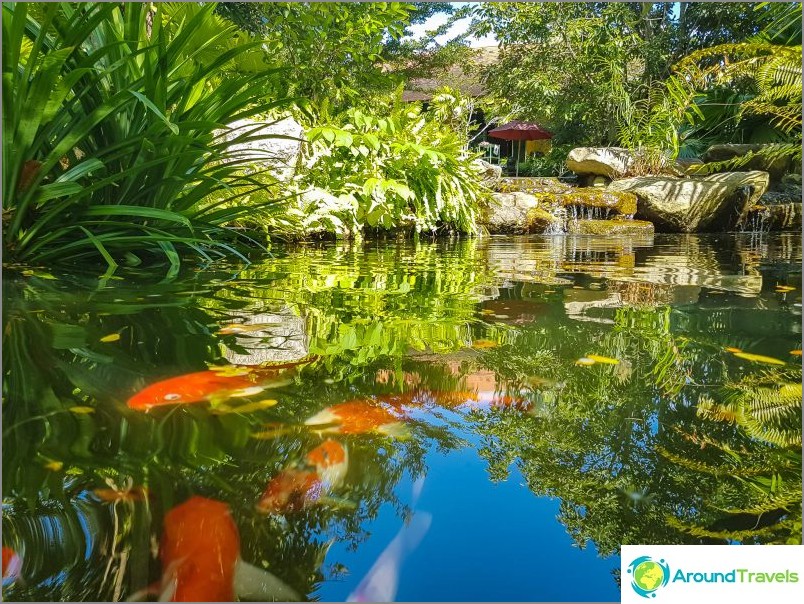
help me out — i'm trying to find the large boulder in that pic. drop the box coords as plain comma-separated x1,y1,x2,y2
566,147,634,178
702,144,791,183
484,192,541,233
218,116,305,181
607,171,770,232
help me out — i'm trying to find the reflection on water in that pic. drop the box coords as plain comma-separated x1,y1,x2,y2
2,233,802,602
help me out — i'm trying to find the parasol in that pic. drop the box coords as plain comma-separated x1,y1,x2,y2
488,121,553,177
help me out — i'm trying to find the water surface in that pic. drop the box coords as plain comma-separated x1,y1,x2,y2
3,233,801,602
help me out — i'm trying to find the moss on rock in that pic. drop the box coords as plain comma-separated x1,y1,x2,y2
548,187,637,214
566,218,654,236
525,207,563,233
497,177,574,195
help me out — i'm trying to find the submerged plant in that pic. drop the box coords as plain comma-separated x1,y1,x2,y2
2,2,293,270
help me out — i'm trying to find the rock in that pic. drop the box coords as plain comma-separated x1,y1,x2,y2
544,188,637,216
222,311,308,366
218,116,305,181
473,159,503,185
496,177,573,195
525,207,564,233
566,218,654,236
741,203,801,231
607,171,770,232
674,158,705,175
485,192,541,233
702,144,790,183
566,147,634,178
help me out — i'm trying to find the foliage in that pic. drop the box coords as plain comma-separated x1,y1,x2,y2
470,2,778,146
2,2,293,270
216,2,415,111
673,40,802,171
512,145,574,177
300,90,485,236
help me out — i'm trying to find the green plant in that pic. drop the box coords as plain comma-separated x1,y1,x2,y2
301,89,485,236
513,145,574,177
2,2,293,270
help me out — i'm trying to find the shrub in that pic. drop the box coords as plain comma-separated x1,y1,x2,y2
2,2,292,270
299,91,485,236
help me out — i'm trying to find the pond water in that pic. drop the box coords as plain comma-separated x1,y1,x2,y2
3,233,802,602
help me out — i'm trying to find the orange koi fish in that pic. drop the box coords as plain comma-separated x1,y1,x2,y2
2,546,22,584
305,439,349,486
255,469,323,514
127,367,293,411
256,440,349,514
152,496,300,602
305,400,408,437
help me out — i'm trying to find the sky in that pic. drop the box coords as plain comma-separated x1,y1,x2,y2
405,2,498,49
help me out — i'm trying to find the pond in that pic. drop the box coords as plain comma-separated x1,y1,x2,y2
2,232,802,602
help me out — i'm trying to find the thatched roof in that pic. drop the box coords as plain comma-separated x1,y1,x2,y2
401,46,498,102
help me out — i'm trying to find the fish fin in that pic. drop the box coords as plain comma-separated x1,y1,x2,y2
304,408,337,426
378,422,410,440
234,558,302,602
230,385,267,398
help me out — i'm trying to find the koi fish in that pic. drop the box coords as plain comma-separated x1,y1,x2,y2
2,546,22,585
127,367,293,411
731,351,786,366
305,401,409,437
347,478,431,602
255,469,322,515
256,440,349,514
149,496,300,602
305,439,349,487
217,323,281,335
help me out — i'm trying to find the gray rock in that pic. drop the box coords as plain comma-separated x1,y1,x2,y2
607,171,769,232
473,159,503,185
566,147,634,178
222,311,309,366
484,191,541,233
218,116,305,182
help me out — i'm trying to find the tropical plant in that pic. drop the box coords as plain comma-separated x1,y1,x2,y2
299,90,485,236
2,2,293,270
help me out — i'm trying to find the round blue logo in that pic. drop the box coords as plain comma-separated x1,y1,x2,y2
627,556,670,598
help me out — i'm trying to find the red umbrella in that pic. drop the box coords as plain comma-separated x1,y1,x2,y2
488,120,553,141
488,121,553,176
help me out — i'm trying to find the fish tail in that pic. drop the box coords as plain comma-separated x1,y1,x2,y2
378,422,410,440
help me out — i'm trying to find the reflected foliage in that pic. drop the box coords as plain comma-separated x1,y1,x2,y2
3,234,802,601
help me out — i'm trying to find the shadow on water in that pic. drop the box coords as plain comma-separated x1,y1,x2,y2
2,233,801,601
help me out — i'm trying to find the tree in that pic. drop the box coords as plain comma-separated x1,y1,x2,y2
216,2,416,110
471,2,776,145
